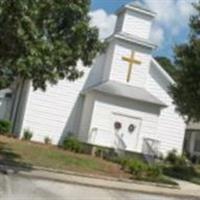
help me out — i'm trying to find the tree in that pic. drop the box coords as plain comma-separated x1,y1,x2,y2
171,1,200,122
155,56,177,79
0,0,102,90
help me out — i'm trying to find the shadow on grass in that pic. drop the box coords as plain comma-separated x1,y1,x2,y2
0,141,32,174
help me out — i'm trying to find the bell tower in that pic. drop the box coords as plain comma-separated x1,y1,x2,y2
114,3,156,40
103,3,157,87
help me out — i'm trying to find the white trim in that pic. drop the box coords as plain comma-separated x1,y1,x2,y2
151,58,175,84
116,4,156,18
106,33,157,50
112,111,142,121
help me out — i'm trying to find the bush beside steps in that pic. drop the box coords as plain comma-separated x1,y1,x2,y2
163,149,200,184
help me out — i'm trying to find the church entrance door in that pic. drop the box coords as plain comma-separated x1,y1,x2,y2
113,113,141,151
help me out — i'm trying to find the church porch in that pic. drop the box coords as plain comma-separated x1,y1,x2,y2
79,85,164,155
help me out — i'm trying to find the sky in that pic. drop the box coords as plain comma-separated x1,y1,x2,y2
90,0,198,59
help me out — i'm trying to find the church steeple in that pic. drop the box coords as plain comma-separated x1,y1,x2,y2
114,2,155,40
100,2,157,87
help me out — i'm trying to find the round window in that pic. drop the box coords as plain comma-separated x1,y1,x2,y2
128,124,135,133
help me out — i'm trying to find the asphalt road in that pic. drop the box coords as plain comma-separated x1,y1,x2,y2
0,174,194,200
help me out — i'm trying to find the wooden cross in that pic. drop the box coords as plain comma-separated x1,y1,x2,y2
122,51,141,82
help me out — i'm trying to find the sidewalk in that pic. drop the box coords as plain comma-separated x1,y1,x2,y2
12,168,200,199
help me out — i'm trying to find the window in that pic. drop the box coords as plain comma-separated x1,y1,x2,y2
5,93,12,98
194,132,200,153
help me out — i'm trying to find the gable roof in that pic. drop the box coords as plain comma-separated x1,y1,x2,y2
82,81,166,107
151,58,175,84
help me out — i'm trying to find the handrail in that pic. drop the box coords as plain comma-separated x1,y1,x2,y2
115,132,126,150
143,138,160,157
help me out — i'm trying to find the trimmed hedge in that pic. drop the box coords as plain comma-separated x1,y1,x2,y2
62,137,83,153
0,120,11,135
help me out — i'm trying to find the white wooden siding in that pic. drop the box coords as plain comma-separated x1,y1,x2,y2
146,61,186,155
109,41,152,88
122,10,152,39
83,91,160,153
21,64,92,144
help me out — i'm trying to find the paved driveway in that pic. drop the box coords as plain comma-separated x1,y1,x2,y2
0,174,197,200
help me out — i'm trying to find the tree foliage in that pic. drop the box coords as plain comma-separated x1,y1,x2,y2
155,56,177,79
0,0,102,90
171,1,200,122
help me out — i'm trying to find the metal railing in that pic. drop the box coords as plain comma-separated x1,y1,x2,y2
142,138,161,164
88,127,127,155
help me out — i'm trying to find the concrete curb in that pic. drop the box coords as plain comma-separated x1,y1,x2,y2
1,164,200,199
0,163,179,189
17,171,200,200
32,165,180,189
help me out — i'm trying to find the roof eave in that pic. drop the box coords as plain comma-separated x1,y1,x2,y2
82,87,167,108
116,4,156,18
95,88,167,107
152,59,175,84
106,34,157,50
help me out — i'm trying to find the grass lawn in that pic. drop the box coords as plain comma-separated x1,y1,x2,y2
0,136,127,178
0,136,177,185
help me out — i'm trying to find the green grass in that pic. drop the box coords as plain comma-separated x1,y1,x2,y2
0,136,124,177
0,136,177,186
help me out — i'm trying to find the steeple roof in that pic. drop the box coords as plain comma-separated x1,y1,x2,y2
116,1,156,18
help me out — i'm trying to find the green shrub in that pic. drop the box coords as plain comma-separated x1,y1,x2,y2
146,165,162,178
165,149,189,166
95,147,109,158
44,136,52,145
163,164,196,180
128,160,148,178
62,137,82,153
117,158,162,179
164,151,196,181
165,149,178,164
0,120,11,135
102,148,118,161
176,155,189,166
23,129,33,141
120,158,131,170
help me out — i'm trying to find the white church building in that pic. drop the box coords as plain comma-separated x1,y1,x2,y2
0,3,186,156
